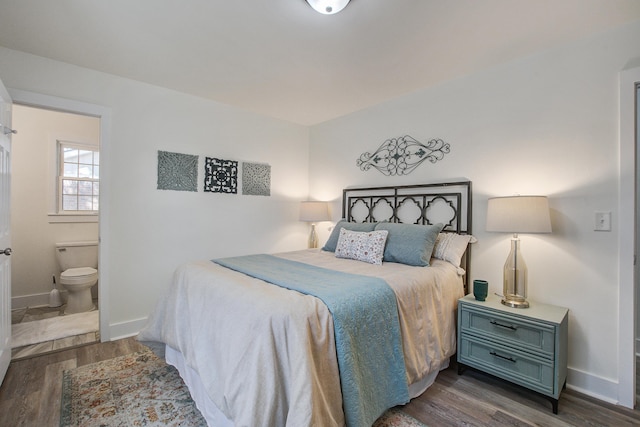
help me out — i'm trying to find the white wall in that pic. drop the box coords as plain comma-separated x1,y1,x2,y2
308,21,640,404
10,105,100,307
0,46,311,337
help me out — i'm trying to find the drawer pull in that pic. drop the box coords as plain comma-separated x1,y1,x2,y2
490,351,516,363
490,320,517,331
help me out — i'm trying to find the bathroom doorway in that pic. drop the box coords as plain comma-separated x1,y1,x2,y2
9,104,101,359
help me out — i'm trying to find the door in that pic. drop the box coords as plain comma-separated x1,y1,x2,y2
620,66,640,408
0,77,12,385
635,81,640,406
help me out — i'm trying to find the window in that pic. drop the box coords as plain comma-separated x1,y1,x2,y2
58,141,99,213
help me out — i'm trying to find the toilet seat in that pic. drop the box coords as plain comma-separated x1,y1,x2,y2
60,267,98,285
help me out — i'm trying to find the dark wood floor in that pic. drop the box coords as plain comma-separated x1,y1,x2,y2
406,366,640,426
0,337,639,426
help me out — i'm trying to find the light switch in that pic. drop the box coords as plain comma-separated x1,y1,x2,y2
594,211,611,231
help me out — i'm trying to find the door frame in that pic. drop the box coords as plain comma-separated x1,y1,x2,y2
0,78,13,384
9,89,113,341
619,65,639,408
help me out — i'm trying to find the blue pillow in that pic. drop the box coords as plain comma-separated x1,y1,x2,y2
322,220,378,252
374,222,444,266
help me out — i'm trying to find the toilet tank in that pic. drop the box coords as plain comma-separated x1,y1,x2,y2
55,241,99,271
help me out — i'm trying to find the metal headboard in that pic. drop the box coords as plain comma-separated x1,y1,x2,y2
342,181,472,291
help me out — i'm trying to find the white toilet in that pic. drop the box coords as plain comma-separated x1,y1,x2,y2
55,241,98,314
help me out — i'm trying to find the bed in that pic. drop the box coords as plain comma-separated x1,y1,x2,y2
138,181,473,427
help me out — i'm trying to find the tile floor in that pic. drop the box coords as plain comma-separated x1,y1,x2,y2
10,302,100,360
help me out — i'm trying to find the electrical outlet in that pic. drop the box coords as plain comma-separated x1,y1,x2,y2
594,211,611,231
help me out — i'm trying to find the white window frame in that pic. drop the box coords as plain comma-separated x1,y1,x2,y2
56,140,99,216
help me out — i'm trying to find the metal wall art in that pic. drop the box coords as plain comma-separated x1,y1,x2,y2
242,162,271,196
204,157,238,194
157,150,199,192
158,150,272,196
357,135,450,176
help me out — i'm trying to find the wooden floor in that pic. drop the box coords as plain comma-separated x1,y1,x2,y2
0,337,146,427
405,366,640,427
0,337,639,426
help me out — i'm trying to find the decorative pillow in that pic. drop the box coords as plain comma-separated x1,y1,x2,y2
374,222,443,266
322,220,378,252
334,229,388,265
432,233,477,272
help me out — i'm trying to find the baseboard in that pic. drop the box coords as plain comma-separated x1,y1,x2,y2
566,366,619,405
12,291,68,310
13,286,98,310
108,317,148,341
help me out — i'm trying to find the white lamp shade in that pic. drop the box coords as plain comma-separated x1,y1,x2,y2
306,0,350,15
486,196,552,234
300,201,330,222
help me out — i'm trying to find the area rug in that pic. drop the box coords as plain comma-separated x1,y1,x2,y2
60,349,427,427
11,310,99,348
373,408,428,427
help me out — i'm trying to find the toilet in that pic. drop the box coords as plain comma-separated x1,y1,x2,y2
55,241,98,314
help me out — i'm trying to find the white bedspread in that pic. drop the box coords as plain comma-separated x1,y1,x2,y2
137,249,464,427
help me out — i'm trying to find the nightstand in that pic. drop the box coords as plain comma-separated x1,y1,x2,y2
457,293,568,414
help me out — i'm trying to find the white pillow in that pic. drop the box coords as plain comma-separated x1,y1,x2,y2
335,228,388,265
432,233,477,273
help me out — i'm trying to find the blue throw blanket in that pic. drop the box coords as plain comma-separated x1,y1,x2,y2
213,254,410,427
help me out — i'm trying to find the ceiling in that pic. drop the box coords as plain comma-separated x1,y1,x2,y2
1,0,639,126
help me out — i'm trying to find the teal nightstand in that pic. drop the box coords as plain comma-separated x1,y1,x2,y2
457,293,568,414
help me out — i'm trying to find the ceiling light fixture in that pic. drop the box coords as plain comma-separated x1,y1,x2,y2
305,0,350,15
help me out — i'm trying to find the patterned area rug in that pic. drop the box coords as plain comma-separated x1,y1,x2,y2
60,349,427,426
373,408,428,427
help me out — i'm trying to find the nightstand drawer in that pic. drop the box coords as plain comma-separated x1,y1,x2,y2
460,305,555,357
459,334,555,396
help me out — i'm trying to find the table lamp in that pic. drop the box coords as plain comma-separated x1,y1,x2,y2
300,201,330,248
486,195,552,308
